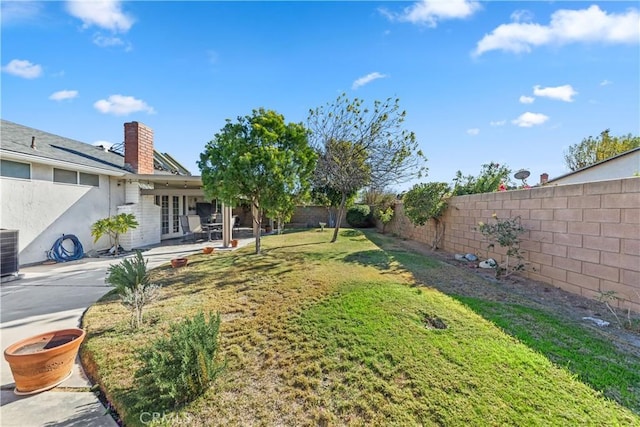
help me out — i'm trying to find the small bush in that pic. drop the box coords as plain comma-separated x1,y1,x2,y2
105,251,159,329
346,204,374,228
135,312,224,409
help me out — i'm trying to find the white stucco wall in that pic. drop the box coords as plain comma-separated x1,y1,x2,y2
0,166,124,265
117,195,161,250
550,151,640,185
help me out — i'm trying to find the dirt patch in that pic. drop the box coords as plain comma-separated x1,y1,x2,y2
390,237,640,357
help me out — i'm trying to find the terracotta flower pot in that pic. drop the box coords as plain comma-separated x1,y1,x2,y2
230,239,239,248
203,247,215,254
4,328,85,395
171,258,188,268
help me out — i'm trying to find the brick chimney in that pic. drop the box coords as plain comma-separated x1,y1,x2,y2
124,121,154,174
540,173,549,185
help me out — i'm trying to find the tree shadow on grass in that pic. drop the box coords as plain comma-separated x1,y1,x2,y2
343,249,393,270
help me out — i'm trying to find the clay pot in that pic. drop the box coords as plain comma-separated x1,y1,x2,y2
171,258,188,268
4,328,85,395
203,247,215,254
230,239,239,248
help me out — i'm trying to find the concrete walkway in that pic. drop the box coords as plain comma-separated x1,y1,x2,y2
0,237,252,426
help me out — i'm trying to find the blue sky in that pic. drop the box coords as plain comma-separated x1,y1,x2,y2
2,1,639,190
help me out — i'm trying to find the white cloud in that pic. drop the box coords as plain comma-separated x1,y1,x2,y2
352,72,388,90
93,34,123,47
380,0,481,27
49,90,79,101
512,112,549,127
2,59,42,79
533,84,577,102
490,120,506,126
467,128,480,136
94,95,155,116
519,95,535,104
510,10,534,23
66,0,134,32
1,1,42,25
92,140,114,150
474,5,640,56
600,79,612,86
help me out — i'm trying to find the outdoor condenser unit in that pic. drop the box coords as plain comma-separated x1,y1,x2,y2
0,229,19,277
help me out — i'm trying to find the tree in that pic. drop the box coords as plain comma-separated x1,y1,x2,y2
198,109,316,254
308,94,426,242
91,213,138,256
564,129,640,171
452,162,511,195
403,182,450,249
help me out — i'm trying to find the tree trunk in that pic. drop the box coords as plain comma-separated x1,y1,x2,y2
331,193,347,243
253,202,262,254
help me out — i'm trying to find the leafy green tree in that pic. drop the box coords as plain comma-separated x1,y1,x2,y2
452,162,511,195
199,109,316,254
403,182,450,249
564,129,640,171
308,94,426,243
91,213,138,256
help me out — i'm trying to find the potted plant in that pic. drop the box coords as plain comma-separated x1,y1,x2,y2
4,328,85,395
230,239,239,248
203,247,215,254
171,258,189,268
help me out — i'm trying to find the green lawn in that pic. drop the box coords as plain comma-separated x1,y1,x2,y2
81,229,639,426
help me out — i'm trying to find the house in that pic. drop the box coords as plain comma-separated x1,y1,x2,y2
544,147,640,186
0,119,232,266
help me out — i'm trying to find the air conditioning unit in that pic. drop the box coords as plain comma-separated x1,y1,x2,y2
1,229,19,278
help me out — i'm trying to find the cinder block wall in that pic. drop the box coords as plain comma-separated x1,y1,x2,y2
290,206,346,228
386,178,640,312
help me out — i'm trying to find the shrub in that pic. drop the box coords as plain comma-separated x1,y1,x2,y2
346,204,374,228
135,312,224,409
105,251,159,329
403,182,451,249
477,214,527,277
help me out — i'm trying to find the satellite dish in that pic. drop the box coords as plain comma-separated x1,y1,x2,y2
514,169,530,180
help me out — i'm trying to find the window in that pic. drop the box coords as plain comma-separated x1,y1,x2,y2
53,169,99,186
79,172,99,187
53,168,77,184
1,159,30,179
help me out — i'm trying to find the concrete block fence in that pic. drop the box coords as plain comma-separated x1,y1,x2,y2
384,178,640,313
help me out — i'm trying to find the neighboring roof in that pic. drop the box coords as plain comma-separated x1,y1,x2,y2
548,147,640,184
0,119,192,176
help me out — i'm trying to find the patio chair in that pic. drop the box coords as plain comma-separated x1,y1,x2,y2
179,215,195,242
180,215,206,242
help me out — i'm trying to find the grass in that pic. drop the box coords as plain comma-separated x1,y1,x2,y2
81,229,640,426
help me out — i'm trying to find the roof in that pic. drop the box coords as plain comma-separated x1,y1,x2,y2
1,119,126,175
548,147,640,184
0,120,192,176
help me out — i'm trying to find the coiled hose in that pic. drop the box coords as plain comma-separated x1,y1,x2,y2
48,234,84,262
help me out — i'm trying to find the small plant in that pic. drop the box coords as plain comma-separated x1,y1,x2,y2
477,213,527,277
105,251,159,329
91,213,139,256
597,290,639,331
134,311,225,409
